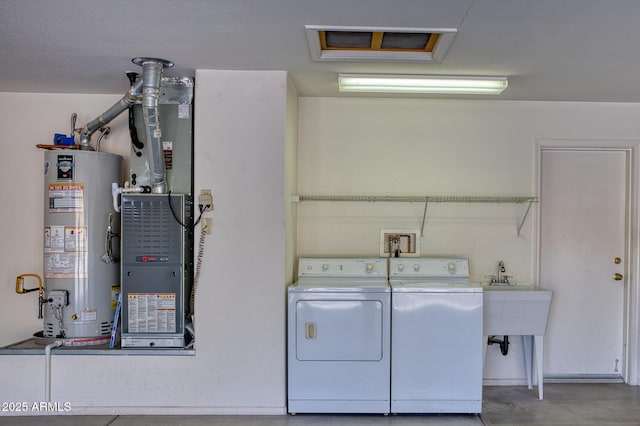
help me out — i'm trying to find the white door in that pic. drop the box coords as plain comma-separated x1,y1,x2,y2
540,148,627,378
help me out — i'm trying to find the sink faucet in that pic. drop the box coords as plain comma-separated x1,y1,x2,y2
490,261,510,285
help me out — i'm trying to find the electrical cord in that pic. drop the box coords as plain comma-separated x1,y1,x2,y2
166,191,211,338
167,191,207,230
189,227,207,317
126,71,144,151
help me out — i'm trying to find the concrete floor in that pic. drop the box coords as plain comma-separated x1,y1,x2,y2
0,384,639,425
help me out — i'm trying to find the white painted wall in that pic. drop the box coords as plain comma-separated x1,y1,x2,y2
191,69,293,412
285,75,299,285
0,70,295,414
296,97,640,384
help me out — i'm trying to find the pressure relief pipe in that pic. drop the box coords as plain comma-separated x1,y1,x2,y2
111,182,148,212
132,57,174,194
45,340,63,402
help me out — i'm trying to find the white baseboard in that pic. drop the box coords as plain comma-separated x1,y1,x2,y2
1,405,287,416
483,378,529,386
543,374,624,384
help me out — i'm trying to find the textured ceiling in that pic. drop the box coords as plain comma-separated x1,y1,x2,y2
3,0,640,101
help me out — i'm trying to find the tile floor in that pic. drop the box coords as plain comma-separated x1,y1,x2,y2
0,384,639,425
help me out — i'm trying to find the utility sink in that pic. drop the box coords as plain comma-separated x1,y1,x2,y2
483,285,552,336
482,284,553,400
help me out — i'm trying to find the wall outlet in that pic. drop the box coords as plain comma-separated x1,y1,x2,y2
201,218,212,235
199,189,213,212
379,229,420,257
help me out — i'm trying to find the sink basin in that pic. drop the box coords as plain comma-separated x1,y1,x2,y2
482,285,553,400
484,284,539,290
483,285,552,335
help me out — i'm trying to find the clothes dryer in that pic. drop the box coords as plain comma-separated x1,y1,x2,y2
287,258,390,414
390,257,483,414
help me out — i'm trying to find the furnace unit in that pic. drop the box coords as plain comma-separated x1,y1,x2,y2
120,193,192,348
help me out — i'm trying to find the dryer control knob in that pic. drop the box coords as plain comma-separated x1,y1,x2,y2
397,264,405,271
307,265,313,270
322,264,329,271
447,262,456,273
365,262,374,272
413,264,420,272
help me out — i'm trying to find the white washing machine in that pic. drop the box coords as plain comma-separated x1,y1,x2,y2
390,257,483,414
287,258,390,414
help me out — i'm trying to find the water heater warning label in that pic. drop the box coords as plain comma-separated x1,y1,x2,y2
48,183,84,213
127,293,176,333
44,225,88,278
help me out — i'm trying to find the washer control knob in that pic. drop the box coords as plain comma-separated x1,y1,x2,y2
307,265,312,270
322,264,329,271
447,262,456,273
365,262,374,273
413,264,420,272
397,264,405,271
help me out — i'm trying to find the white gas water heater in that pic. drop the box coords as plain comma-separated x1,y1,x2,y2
42,150,122,345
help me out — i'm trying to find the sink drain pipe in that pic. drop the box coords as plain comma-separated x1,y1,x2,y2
488,335,510,356
44,340,63,402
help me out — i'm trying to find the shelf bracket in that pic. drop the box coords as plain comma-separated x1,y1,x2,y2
420,201,429,237
517,199,535,237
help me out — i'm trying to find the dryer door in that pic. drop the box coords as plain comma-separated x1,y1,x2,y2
295,299,383,361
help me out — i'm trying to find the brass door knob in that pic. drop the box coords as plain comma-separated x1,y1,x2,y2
614,257,622,264
614,273,623,281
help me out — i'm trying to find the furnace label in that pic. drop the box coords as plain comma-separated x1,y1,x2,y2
127,293,176,333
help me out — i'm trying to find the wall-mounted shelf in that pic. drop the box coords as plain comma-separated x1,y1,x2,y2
293,194,538,237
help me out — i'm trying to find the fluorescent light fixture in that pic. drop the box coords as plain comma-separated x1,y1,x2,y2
338,74,508,94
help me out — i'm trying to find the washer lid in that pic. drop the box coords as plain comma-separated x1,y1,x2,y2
391,281,482,293
289,280,390,293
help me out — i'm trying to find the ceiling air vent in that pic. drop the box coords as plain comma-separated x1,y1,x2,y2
305,25,457,62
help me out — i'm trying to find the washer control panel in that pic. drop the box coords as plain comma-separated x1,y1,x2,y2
390,258,469,280
298,258,387,278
